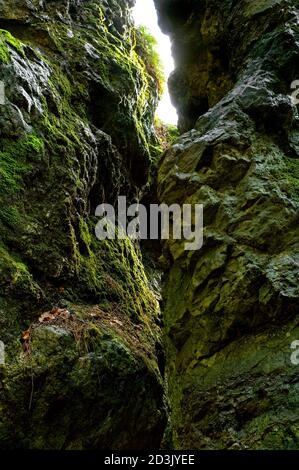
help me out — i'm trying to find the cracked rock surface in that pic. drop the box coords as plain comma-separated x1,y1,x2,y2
155,0,299,449
0,0,167,449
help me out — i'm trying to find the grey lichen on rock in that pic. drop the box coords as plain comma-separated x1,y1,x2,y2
0,0,167,449
155,0,299,449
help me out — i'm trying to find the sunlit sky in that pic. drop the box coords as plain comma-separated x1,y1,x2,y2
133,0,178,125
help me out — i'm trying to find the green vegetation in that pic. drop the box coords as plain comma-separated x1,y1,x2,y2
284,158,299,195
0,30,24,63
135,25,165,97
155,117,179,151
0,3,164,327
0,1,167,449
0,135,44,194
0,135,44,233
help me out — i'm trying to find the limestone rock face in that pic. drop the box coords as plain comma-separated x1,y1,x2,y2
155,0,299,449
0,0,167,449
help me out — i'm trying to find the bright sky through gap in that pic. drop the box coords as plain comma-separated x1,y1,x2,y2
133,0,178,125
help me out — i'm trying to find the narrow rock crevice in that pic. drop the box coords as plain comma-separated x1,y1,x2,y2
0,0,299,451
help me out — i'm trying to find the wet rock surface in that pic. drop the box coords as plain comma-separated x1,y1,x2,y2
155,0,299,449
0,0,167,449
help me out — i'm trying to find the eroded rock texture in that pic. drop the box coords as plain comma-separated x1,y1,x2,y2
155,0,299,449
0,1,167,449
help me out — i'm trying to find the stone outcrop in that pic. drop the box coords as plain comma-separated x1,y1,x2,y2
1,0,299,451
155,0,299,449
0,0,167,449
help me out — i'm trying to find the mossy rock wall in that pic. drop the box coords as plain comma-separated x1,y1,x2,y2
0,0,167,449
155,0,299,449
